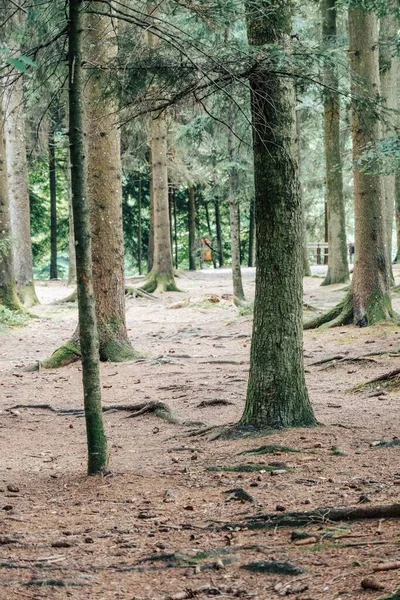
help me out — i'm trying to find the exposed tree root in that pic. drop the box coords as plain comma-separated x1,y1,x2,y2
139,272,182,294
304,291,397,329
238,444,301,455
125,286,158,301
354,367,400,391
56,289,77,303
5,401,203,427
304,294,354,329
310,356,377,367
223,502,400,530
196,399,234,408
379,591,400,600
42,341,81,368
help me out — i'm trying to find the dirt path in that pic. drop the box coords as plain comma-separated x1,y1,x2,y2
1,268,400,600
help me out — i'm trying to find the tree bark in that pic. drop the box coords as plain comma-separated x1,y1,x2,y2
141,114,179,292
3,71,39,307
379,1,398,273
188,186,197,270
0,104,22,311
296,109,312,277
147,151,154,272
173,187,178,269
305,8,394,329
248,196,255,267
349,8,392,324
48,121,58,280
320,0,349,286
141,6,178,293
84,6,137,360
68,0,108,475
67,154,76,285
240,0,316,429
137,177,142,275
214,199,224,268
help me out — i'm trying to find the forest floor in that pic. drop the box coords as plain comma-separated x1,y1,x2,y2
1,267,400,600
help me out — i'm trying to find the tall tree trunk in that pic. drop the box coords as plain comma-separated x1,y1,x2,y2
68,0,108,475
379,0,398,273
296,109,312,277
214,199,224,267
137,177,142,275
141,7,178,293
395,170,400,263
67,155,76,285
173,188,178,269
227,124,245,300
320,0,349,286
84,7,137,361
306,8,394,328
147,153,154,272
349,8,392,324
248,196,255,267
204,201,217,268
45,4,138,367
141,114,179,292
49,121,58,280
3,72,39,307
240,0,316,429
0,105,22,311
188,186,196,270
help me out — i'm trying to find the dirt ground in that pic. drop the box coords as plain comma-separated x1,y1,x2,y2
1,267,400,600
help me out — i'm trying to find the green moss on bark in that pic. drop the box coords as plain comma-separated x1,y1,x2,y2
42,341,81,368
140,272,181,293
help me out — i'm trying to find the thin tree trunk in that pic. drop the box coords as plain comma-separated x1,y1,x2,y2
395,170,400,263
0,104,22,311
141,5,178,293
68,0,108,475
240,0,316,429
3,70,38,307
137,177,142,275
49,121,58,280
67,154,76,285
296,109,312,277
204,201,217,269
168,185,173,256
321,0,349,286
147,152,154,272
248,196,255,267
173,188,178,269
379,0,397,273
214,199,224,268
188,186,196,270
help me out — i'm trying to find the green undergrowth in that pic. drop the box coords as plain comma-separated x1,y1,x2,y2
238,444,301,455
207,463,290,473
0,305,31,328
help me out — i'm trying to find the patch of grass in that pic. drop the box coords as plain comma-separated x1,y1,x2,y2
238,444,301,456
0,306,30,328
207,463,285,473
238,302,253,316
330,446,347,456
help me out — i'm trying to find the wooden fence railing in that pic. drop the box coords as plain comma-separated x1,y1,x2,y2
307,243,355,265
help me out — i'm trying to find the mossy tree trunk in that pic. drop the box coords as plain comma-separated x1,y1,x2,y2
188,187,197,270
68,0,108,474
147,149,154,272
379,0,397,272
3,64,39,307
137,177,142,275
239,0,316,430
84,6,138,360
0,104,23,312
305,8,394,329
320,0,348,286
